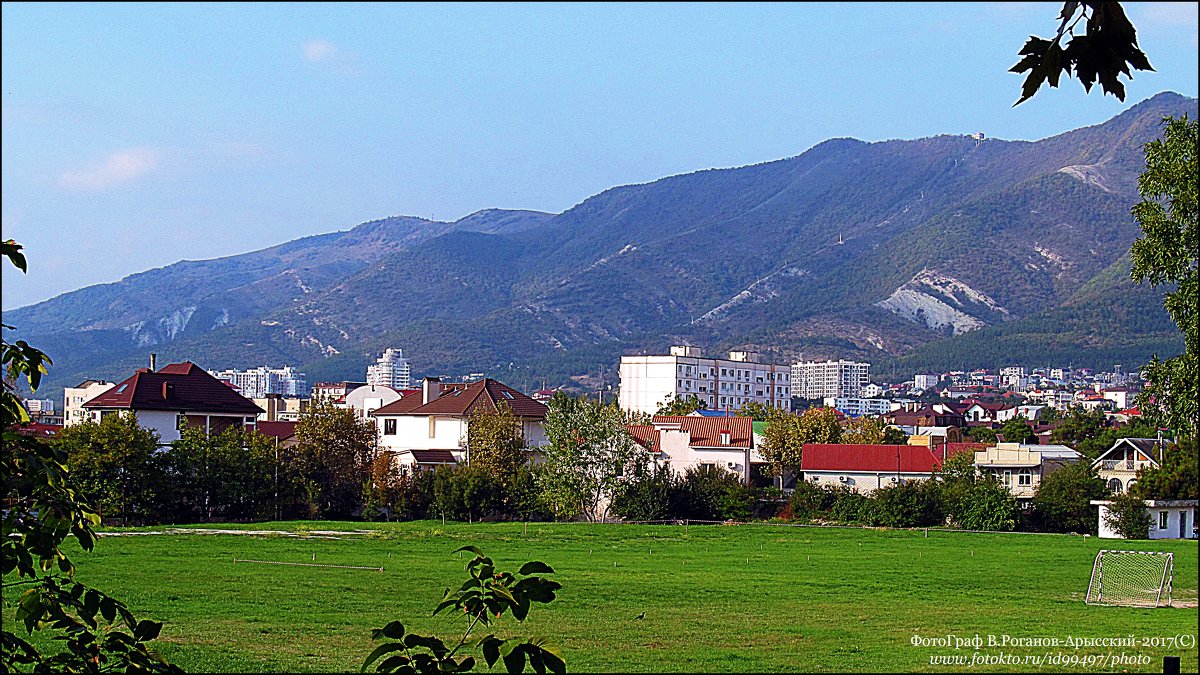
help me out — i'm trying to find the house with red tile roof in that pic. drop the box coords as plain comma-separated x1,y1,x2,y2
369,377,548,470
81,361,263,443
626,415,765,484
800,442,981,493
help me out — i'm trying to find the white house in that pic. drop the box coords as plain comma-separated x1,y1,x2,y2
80,361,263,443
339,383,409,419
627,415,763,484
1092,438,1164,494
799,443,979,494
369,378,548,471
1092,500,1197,539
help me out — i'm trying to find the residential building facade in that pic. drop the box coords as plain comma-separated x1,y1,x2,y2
627,415,764,484
209,365,308,398
366,348,412,389
973,442,1082,501
619,346,791,416
1092,437,1164,494
791,360,870,399
63,380,116,427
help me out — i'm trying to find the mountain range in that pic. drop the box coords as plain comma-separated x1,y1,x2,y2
8,91,1194,401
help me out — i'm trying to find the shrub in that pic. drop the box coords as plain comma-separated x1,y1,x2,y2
431,465,504,522
827,485,869,523
610,462,680,521
954,478,1020,531
677,466,754,521
863,480,943,528
1103,492,1152,539
1032,461,1109,534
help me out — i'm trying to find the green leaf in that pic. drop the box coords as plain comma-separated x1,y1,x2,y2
453,545,484,557
378,621,406,640
517,561,554,576
134,620,163,641
362,643,406,671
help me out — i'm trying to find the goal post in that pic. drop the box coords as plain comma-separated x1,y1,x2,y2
1086,550,1173,608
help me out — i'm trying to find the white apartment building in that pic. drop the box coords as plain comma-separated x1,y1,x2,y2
63,380,116,426
913,373,939,391
823,396,892,417
208,365,308,398
619,346,791,416
790,360,870,400
366,348,412,389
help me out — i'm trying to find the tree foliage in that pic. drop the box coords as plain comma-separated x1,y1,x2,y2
363,547,563,674
537,393,645,522
57,412,163,524
1031,461,1109,533
1130,115,1198,437
999,415,1036,444
734,400,772,421
292,395,379,519
2,239,179,673
1102,491,1151,539
1131,436,1199,500
467,403,527,479
654,394,707,417
164,425,280,522
1011,1,1152,105
840,416,886,445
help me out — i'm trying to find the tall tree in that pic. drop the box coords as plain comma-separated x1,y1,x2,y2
841,416,886,444
467,403,527,479
164,425,279,522
291,395,378,518
1031,461,1110,534
1130,116,1198,438
758,407,842,480
999,415,1037,444
1011,1,1152,105
56,412,163,524
537,393,645,522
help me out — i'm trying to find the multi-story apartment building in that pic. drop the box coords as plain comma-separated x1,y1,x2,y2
913,373,939,391
63,380,116,427
790,360,870,400
823,396,892,417
619,346,791,416
208,365,308,398
366,348,412,389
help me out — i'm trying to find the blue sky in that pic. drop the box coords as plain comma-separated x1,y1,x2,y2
2,2,1197,309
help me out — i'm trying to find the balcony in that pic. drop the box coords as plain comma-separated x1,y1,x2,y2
1100,459,1136,471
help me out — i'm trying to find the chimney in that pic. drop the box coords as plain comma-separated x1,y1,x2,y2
422,377,442,404
150,353,157,371
719,430,731,446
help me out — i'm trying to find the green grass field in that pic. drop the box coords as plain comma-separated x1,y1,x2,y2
5,521,1197,673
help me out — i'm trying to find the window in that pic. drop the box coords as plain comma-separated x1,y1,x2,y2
1159,511,1169,530
1018,469,1032,486
428,417,436,438
384,419,397,435
1002,470,1012,486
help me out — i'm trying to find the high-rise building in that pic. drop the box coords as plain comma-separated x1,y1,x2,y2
790,360,870,399
618,346,791,415
366,348,412,389
208,365,308,399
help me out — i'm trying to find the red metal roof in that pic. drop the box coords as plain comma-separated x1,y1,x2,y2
651,415,752,448
627,424,659,452
82,361,263,415
801,443,976,473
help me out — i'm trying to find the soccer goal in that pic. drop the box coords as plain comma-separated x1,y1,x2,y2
1085,550,1173,608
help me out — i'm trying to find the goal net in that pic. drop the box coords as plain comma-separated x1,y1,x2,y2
1085,550,1173,608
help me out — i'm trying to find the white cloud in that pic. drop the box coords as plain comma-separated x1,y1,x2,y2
59,147,161,192
302,39,338,63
